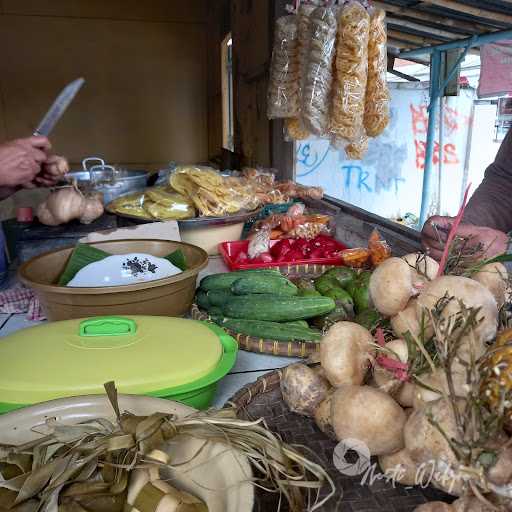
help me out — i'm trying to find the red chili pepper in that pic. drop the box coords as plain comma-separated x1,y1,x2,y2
308,247,325,259
287,249,305,261
270,239,292,259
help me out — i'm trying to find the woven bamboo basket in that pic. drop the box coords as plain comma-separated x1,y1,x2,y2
227,369,453,512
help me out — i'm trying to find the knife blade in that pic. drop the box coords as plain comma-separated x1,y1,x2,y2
33,78,85,137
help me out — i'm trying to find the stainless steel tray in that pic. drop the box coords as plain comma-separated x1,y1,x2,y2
105,202,262,227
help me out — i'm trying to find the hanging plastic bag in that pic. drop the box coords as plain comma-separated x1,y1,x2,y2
364,8,390,137
267,15,300,119
302,6,338,136
330,2,370,141
285,117,310,141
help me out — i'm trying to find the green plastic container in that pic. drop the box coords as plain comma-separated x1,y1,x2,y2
0,316,237,413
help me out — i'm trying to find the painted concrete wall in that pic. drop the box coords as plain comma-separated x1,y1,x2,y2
296,83,475,220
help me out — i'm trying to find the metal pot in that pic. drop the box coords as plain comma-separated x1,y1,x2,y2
68,157,149,205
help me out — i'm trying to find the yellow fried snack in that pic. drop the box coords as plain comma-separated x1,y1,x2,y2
345,133,369,160
169,166,261,217
364,9,390,137
144,188,196,219
331,2,370,141
110,192,149,218
286,118,310,140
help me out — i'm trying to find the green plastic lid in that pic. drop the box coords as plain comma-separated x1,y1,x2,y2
0,316,225,406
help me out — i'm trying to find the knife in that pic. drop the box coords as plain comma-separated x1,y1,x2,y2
33,78,85,137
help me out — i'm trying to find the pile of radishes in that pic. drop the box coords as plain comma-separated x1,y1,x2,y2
280,251,511,508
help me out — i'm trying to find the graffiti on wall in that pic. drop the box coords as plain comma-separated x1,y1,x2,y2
410,104,471,171
296,105,408,195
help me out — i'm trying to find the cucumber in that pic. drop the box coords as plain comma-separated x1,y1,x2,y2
299,289,322,297
212,317,321,341
195,290,211,310
222,295,335,322
200,270,281,291
206,289,235,307
207,306,224,316
285,320,310,328
231,275,298,296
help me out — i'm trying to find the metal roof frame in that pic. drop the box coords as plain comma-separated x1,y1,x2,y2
384,0,512,228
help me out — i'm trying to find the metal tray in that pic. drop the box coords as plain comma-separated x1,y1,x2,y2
105,201,262,227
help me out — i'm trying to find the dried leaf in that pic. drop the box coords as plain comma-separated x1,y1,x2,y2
14,458,63,504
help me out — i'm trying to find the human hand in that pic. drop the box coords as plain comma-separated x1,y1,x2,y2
422,215,508,261
33,155,69,187
0,136,51,187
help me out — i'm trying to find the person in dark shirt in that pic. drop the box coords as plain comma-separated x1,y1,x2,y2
0,136,68,199
421,127,512,260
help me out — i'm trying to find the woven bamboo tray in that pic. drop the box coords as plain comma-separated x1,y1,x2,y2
227,370,453,512
192,263,342,358
191,304,319,358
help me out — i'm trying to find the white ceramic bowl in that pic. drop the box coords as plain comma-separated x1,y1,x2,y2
67,253,182,287
0,395,254,512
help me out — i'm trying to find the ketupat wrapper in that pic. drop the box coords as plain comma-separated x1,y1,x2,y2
0,382,335,512
330,2,370,141
364,9,390,137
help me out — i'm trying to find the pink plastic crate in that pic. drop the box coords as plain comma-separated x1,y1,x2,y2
219,239,348,271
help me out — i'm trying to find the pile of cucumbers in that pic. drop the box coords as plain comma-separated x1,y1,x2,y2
195,267,383,342
196,270,334,342
298,267,381,330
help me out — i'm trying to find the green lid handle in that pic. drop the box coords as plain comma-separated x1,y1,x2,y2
79,317,137,337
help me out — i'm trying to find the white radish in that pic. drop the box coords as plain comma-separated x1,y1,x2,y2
412,503,454,512
472,262,508,308
402,253,439,286
416,275,498,344
369,257,416,317
320,322,375,387
314,389,336,438
331,385,406,456
378,448,421,486
280,363,330,417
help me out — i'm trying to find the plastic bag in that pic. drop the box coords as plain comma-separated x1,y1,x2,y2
364,8,390,137
330,2,370,141
110,187,196,220
248,227,271,259
285,117,310,141
267,15,300,119
302,6,338,136
144,188,196,219
368,228,391,266
345,132,369,160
